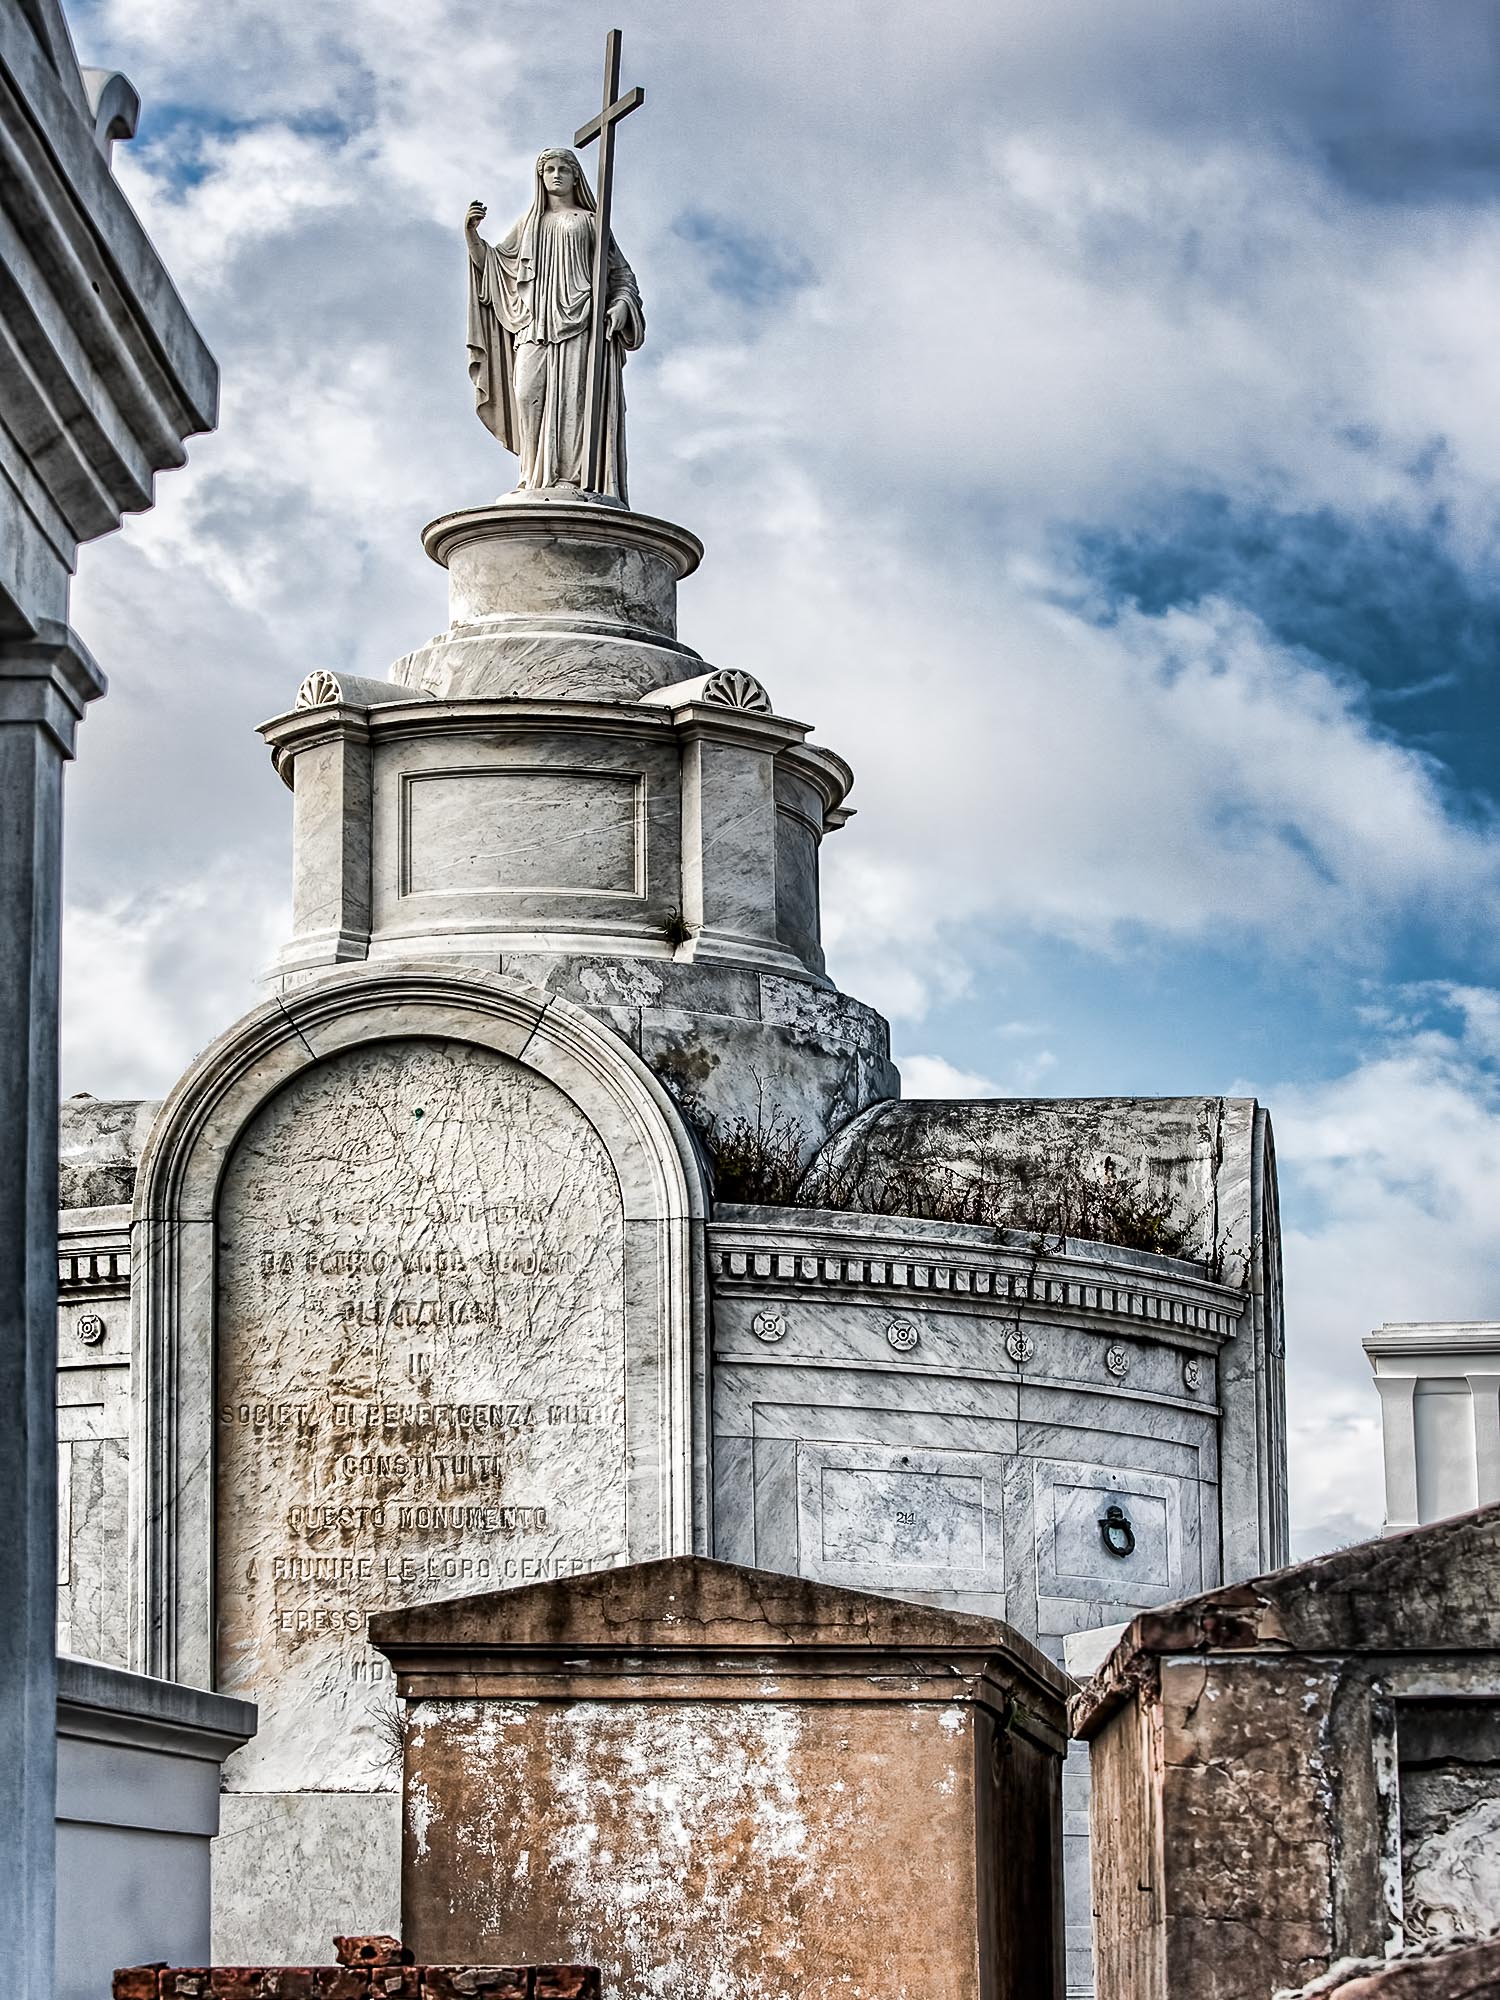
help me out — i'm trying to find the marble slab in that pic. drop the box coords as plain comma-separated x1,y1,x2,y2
214,1036,627,1797
792,1437,1006,1597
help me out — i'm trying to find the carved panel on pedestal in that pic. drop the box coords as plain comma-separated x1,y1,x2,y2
1033,1460,1188,1606
400,769,645,897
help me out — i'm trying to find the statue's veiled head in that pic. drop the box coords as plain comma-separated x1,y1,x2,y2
535,148,592,211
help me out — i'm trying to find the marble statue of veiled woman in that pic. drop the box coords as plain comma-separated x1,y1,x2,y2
465,148,645,503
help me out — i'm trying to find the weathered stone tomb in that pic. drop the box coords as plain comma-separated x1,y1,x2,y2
1071,1502,1500,2000
370,1555,1070,2000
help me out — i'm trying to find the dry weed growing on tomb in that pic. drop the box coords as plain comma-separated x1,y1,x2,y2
701,1103,1219,1269
369,1694,406,1777
699,1102,809,1205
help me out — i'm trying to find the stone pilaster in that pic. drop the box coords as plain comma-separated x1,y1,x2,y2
284,715,374,969
0,623,103,1998
3,0,215,1972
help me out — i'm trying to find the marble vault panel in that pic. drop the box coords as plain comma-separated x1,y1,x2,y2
792,1438,1005,1597
1037,1461,1180,1597
214,1036,627,1799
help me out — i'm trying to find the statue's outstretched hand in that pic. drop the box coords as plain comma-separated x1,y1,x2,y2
464,202,488,270
605,299,630,339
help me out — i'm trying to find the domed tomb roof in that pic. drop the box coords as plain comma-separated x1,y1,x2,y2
798,1094,1276,1288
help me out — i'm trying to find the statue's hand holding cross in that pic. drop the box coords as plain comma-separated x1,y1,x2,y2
573,29,644,492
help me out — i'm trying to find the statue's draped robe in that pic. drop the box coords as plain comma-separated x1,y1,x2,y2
467,202,644,502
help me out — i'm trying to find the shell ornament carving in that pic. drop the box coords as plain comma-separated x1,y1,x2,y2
701,668,771,714
295,669,344,710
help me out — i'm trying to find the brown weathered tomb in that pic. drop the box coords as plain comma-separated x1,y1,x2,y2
1070,1503,1500,2000
369,1555,1070,2000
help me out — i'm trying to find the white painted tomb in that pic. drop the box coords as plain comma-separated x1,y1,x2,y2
53,110,1290,1990
1365,1322,1500,1531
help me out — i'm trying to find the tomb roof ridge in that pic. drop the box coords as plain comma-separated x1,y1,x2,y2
1072,1500,1500,1737
368,1552,1067,1691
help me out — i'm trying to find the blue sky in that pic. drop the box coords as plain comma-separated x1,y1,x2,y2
60,0,1500,1556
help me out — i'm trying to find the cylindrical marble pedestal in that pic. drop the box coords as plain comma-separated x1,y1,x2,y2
392,498,705,702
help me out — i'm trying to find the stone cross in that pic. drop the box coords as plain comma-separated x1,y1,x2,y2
573,29,643,496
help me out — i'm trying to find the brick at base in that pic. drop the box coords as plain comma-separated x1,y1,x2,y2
334,1942,412,1970
117,1968,600,2000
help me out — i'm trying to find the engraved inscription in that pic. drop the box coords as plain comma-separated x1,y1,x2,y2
793,1439,1006,1594
215,1038,627,1794
819,1467,985,1569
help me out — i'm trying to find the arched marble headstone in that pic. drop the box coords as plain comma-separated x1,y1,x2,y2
214,1037,627,1795
130,970,706,1961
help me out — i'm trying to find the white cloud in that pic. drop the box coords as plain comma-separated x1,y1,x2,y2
788,556,1500,1021
1269,986,1500,1554
82,47,1500,1024
895,1054,1000,1099
135,127,352,286
88,0,1500,552
61,876,287,1100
